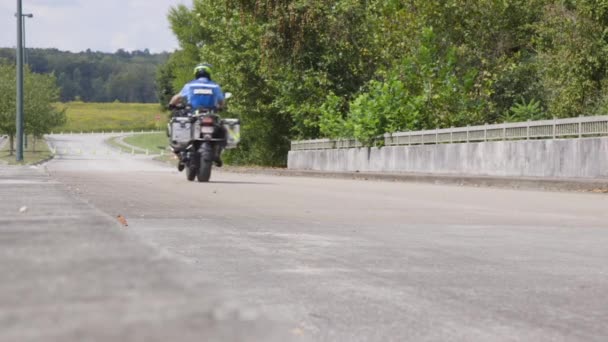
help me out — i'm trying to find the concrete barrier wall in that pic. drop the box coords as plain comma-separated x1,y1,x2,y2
287,137,608,179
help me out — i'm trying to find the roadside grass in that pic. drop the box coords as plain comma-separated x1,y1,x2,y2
104,133,169,155
0,136,52,165
105,136,134,154
123,132,168,154
54,101,167,133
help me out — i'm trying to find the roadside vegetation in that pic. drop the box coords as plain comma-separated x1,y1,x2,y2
0,64,66,156
0,48,168,103
0,135,52,165
158,0,608,165
105,132,168,155
54,102,164,133
104,136,134,153
4,1,607,167
123,132,168,152
118,132,176,165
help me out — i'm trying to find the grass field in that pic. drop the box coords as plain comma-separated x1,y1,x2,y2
104,136,134,153
0,136,52,165
54,102,166,133
123,132,168,153
105,133,168,154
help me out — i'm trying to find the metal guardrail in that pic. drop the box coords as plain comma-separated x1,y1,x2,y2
291,116,608,151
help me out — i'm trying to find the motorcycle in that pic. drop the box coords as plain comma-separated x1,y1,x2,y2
167,93,240,182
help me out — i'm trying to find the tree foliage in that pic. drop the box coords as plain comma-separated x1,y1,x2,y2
0,63,66,154
0,48,168,103
160,0,608,164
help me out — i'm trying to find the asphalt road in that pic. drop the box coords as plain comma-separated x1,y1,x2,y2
14,134,608,341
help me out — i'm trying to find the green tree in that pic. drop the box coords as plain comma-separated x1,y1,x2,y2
156,61,175,107
0,64,16,152
535,1,608,118
327,28,483,144
159,0,608,163
23,71,66,151
0,64,66,154
0,48,169,103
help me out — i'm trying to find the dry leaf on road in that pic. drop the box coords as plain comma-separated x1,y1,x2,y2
116,214,128,227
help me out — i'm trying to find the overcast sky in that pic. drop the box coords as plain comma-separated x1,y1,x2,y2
0,0,189,53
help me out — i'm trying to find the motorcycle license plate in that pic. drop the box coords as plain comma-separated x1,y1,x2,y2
201,126,214,134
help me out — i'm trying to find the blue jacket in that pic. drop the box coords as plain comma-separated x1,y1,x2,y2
179,77,224,109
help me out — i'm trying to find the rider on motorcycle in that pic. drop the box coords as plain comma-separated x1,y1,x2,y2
169,63,226,169
169,63,225,111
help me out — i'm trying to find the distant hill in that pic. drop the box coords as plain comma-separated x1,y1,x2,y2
0,48,170,103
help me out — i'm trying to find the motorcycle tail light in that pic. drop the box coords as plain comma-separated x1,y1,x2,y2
202,117,214,125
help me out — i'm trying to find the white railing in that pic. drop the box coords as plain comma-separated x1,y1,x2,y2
291,115,608,151
48,130,163,135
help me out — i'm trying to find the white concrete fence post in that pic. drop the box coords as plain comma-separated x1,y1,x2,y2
484,123,488,142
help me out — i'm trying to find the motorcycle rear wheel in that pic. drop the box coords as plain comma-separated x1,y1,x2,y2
197,143,214,182
197,157,212,182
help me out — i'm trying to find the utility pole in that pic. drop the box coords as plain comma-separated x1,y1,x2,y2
21,13,32,149
16,0,24,162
